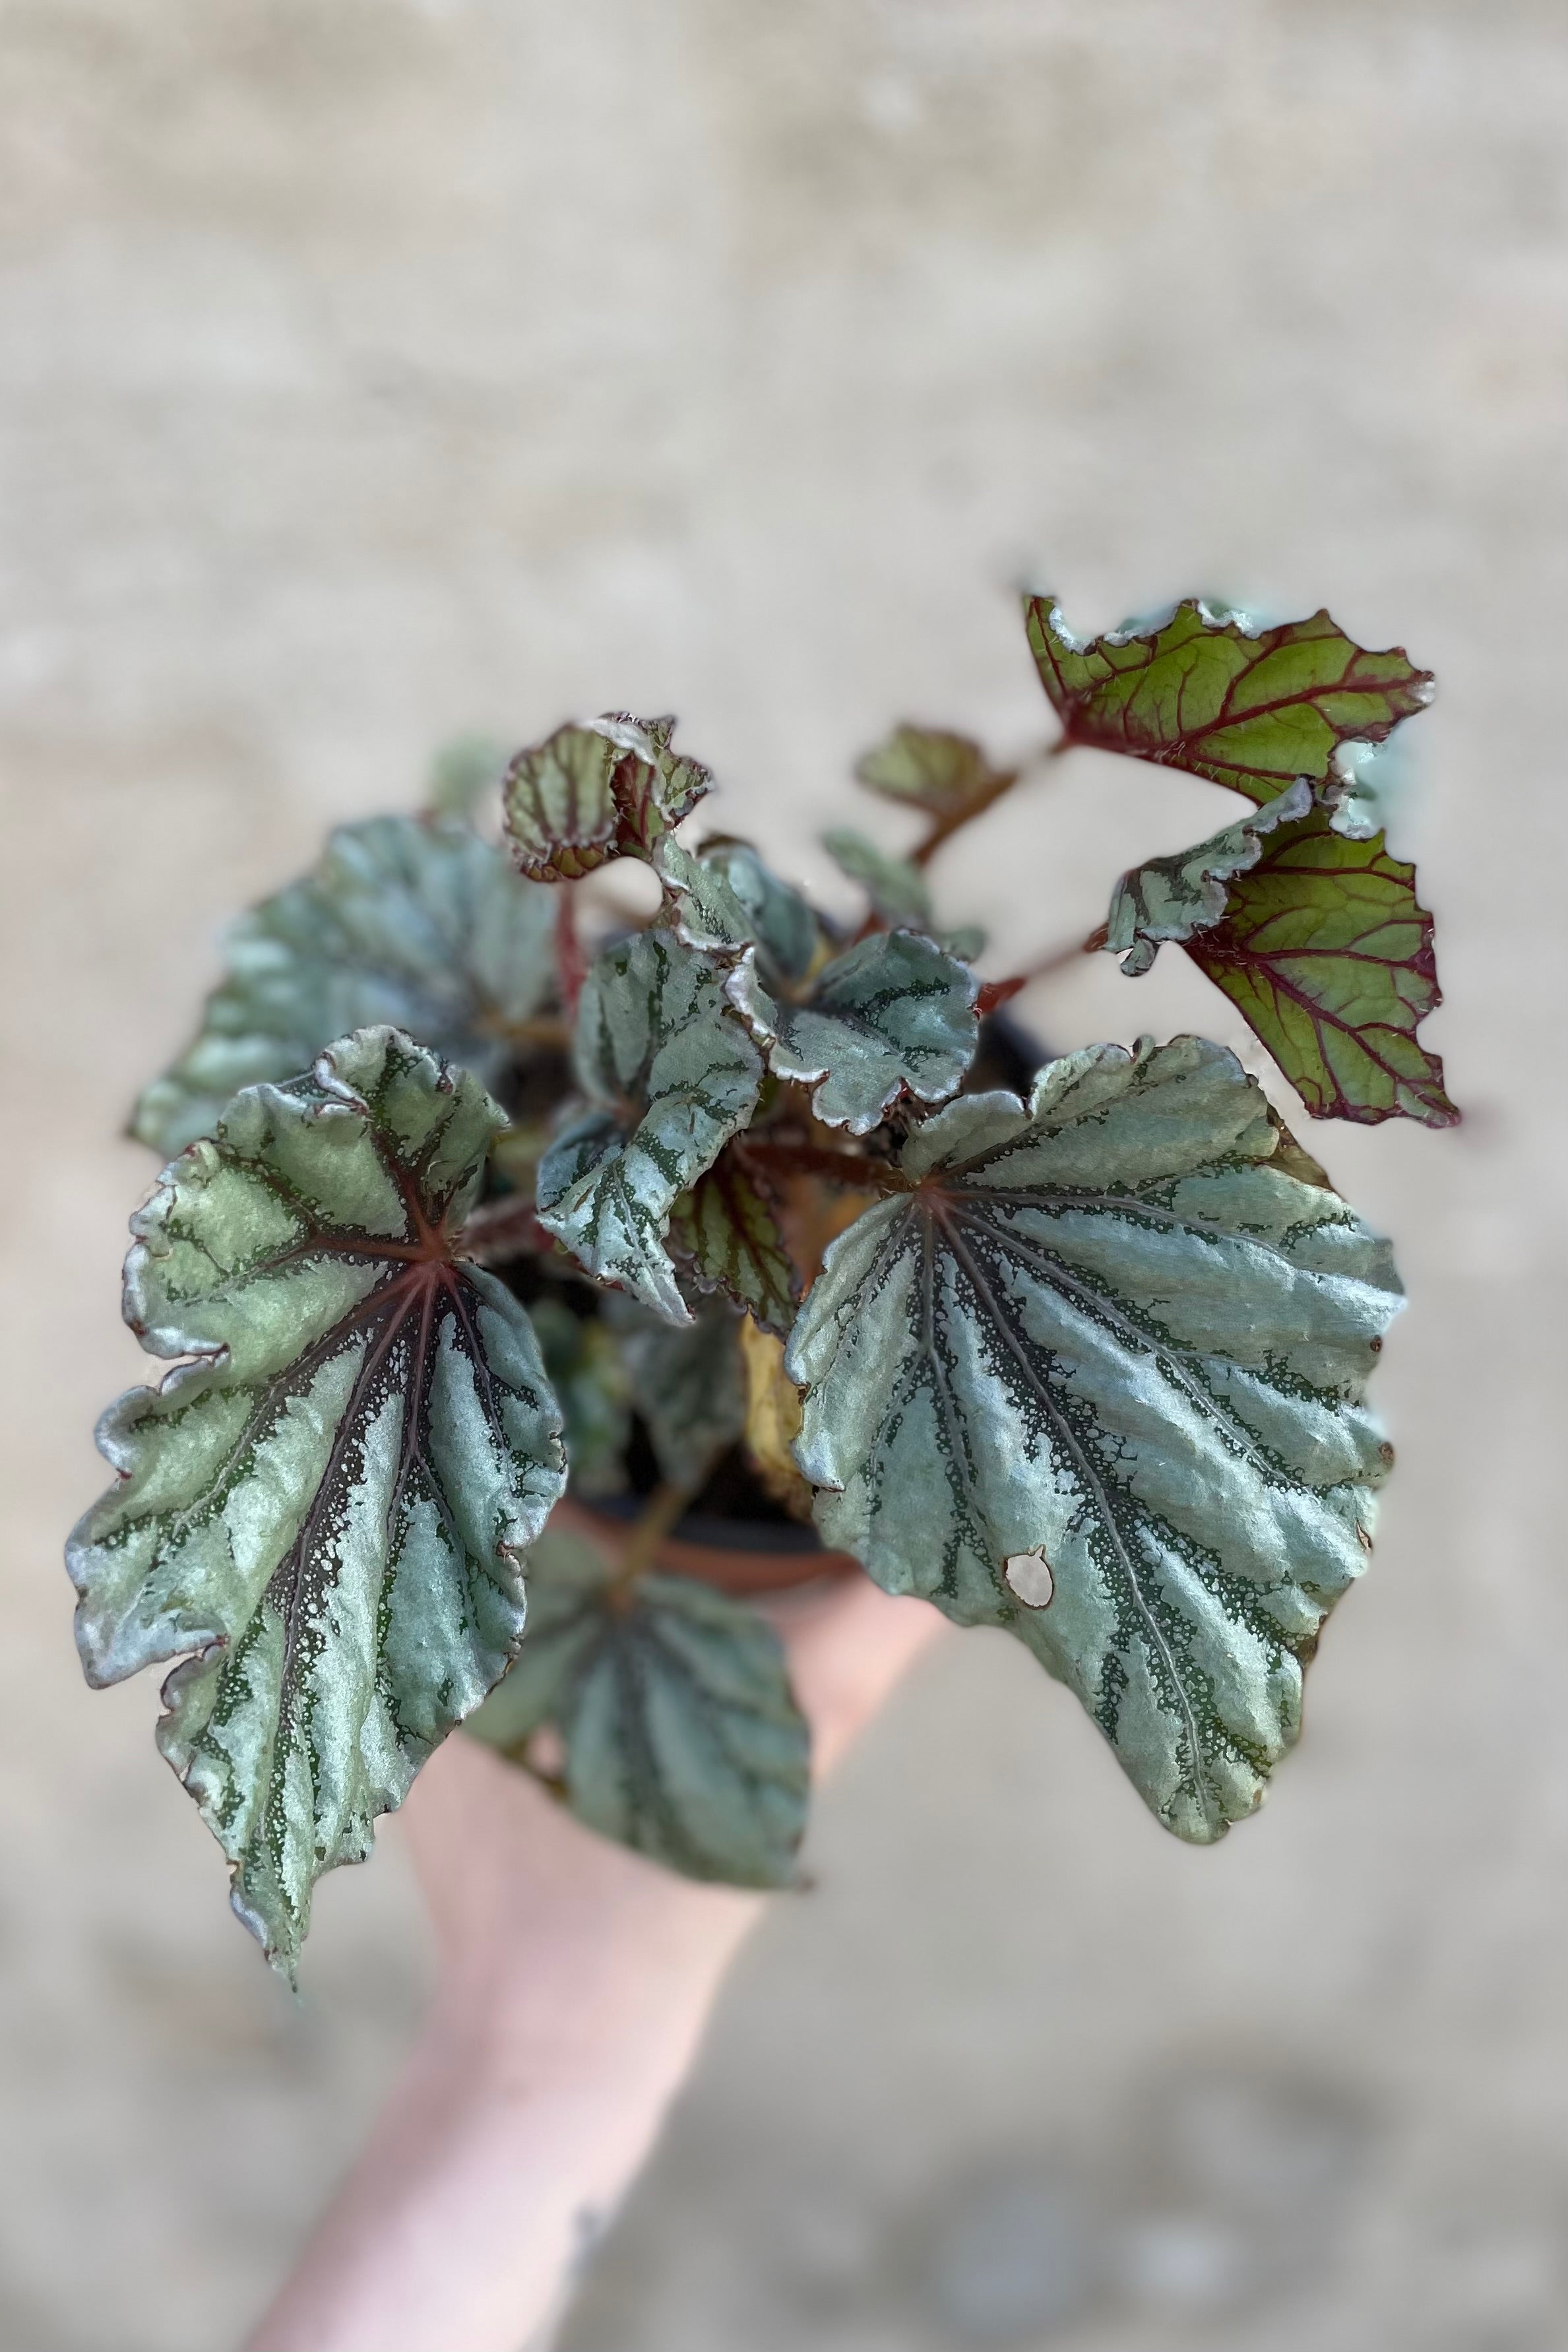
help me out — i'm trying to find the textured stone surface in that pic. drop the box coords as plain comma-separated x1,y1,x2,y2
1,3,1563,2346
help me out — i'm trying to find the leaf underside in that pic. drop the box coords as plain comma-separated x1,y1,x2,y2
69,1028,566,1973
131,817,558,1159
730,929,980,1137
464,1529,810,1887
669,1151,800,1337
1181,804,1457,1126
1025,595,1434,806
787,1035,1403,1843
537,928,763,1321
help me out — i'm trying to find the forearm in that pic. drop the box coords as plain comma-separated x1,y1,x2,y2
244,1578,943,2352
245,1818,761,2352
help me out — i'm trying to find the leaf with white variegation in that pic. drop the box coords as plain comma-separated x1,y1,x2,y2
464,1528,810,1886
536,929,763,1320
70,1028,567,1973
1024,595,1433,807
1104,779,1314,974
787,1035,1402,1843
730,929,979,1136
131,817,558,1158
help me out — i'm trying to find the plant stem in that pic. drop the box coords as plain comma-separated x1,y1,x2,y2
740,1139,900,1190
612,1482,697,1595
910,765,1021,868
555,885,588,1019
460,1196,549,1265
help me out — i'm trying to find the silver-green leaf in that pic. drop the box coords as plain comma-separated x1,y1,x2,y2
464,1529,810,1887
132,817,558,1159
658,836,821,983
70,1027,567,1973
730,929,980,1136
786,1035,1402,1843
1105,778,1313,974
536,930,763,1321
822,827,934,930
605,1291,747,1490
528,1297,631,1498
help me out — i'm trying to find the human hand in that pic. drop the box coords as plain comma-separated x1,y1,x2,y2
245,1573,945,2352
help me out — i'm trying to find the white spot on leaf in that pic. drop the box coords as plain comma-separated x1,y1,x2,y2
1005,1548,1054,1608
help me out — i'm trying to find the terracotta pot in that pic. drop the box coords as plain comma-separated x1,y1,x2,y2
551,1493,862,1598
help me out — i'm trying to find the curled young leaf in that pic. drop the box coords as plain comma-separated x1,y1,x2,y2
503,715,711,883
1182,802,1458,1127
592,713,712,855
730,929,980,1137
786,1036,1403,1843
536,930,763,1321
854,725,1018,829
1025,596,1434,806
1105,779,1314,975
605,1291,747,1491
822,828,934,930
131,817,558,1159
70,1029,567,1973
668,1149,800,1337
464,1529,810,1888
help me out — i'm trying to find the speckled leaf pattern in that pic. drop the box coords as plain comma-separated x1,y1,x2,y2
604,1292,747,1490
669,1151,800,1337
69,1029,567,1973
730,929,979,1136
787,1036,1403,1842
658,837,820,982
854,724,1017,821
503,715,710,882
464,1529,809,1887
822,827,934,930
1025,596,1434,806
131,817,558,1159
1106,780,1314,974
536,929,763,1321
1182,802,1458,1126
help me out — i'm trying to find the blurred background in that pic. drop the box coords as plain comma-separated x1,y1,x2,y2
2,2,1564,2347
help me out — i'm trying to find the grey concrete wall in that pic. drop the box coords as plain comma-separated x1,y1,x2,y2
1,3,1563,2347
